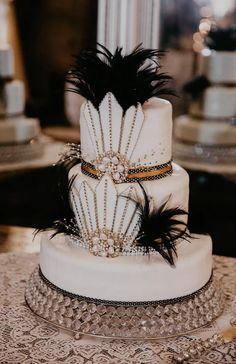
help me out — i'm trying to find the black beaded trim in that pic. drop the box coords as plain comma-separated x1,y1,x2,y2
39,266,213,307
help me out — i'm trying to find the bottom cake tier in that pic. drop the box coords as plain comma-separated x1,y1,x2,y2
25,233,224,339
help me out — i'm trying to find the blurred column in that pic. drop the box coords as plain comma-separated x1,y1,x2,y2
97,0,161,53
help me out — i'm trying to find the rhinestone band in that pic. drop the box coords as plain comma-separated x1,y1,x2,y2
68,234,180,256
25,267,224,340
81,159,173,183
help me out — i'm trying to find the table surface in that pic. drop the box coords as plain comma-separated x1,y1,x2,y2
1,228,236,363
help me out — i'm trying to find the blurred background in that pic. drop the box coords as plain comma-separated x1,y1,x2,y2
0,0,235,256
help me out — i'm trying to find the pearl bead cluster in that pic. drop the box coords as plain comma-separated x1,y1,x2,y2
94,151,131,182
86,229,128,258
174,333,224,363
25,269,224,340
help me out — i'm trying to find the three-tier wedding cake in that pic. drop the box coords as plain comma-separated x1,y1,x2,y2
0,43,43,163
174,27,236,166
26,45,223,339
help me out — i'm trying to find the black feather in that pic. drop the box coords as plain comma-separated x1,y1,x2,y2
35,145,81,238
183,76,210,98
205,26,236,51
66,43,175,111
49,151,81,238
135,183,190,266
50,216,81,240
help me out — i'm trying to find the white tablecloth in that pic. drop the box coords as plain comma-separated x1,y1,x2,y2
1,253,236,363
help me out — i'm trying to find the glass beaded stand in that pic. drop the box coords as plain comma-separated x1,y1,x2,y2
25,267,224,340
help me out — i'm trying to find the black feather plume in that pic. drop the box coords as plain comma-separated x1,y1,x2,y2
183,76,210,98
66,44,175,111
135,184,190,266
49,148,81,238
205,26,236,51
35,145,81,239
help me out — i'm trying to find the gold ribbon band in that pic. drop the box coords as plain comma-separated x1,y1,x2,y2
81,160,172,182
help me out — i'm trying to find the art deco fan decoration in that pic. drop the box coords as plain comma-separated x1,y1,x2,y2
81,92,144,183
70,175,141,257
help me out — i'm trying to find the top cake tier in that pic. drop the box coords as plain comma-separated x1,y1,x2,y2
80,93,172,167
67,45,174,170
198,49,236,84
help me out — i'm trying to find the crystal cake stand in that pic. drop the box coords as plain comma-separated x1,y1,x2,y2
25,267,224,340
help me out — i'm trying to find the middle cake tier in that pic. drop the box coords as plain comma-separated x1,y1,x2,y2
70,162,189,220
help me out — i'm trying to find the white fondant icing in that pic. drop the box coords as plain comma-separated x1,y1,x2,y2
0,45,14,78
70,162,189,220
0,80,25,116
0,117,40,144
198,49,236,83
80,97,172,166
189,86,236,119
40,233,212,301
174,115,236,146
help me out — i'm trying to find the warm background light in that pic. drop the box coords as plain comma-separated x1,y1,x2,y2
200,6,213,18
199,19,211,34
210,0,235,17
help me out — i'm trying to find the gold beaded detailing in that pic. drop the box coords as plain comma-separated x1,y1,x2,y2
70,176,141,257
82,92,144,169
81,158,172,183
